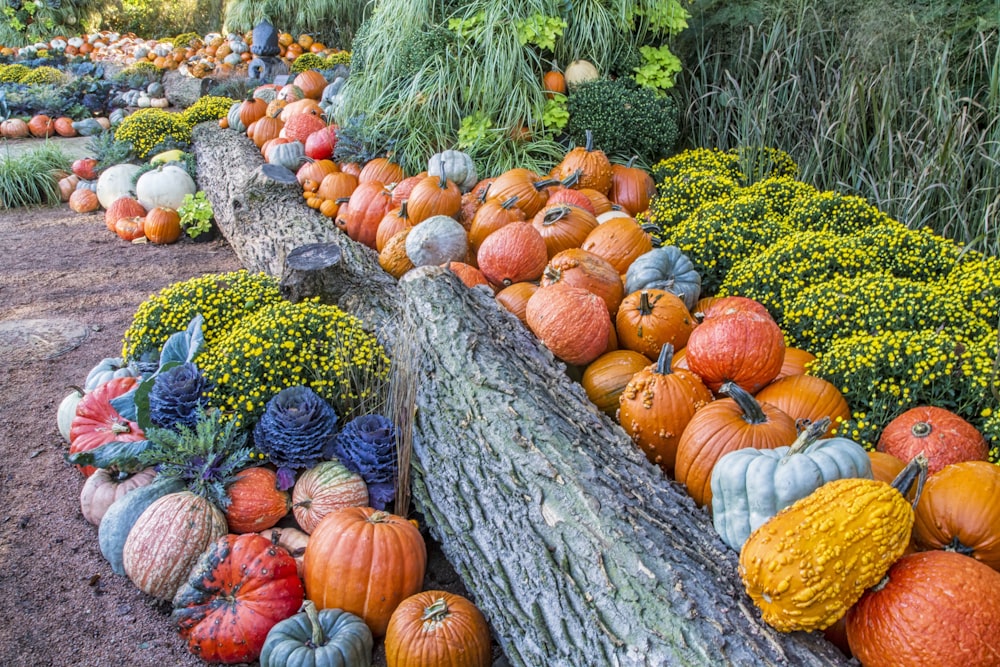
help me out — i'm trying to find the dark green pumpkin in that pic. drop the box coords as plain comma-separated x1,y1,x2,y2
623,246,701,311
259,600,373,667
97,477,184,575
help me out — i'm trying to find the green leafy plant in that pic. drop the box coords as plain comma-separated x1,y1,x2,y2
456,111,493,149
88,130,136,171
0,143,70,209
633,45,683,93
541,96,569,133
514,14,567,51
177,191,215,240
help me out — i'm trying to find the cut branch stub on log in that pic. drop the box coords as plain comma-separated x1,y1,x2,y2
394,266,848,667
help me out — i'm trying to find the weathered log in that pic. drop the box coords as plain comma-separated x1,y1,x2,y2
190,123,399,339
395,266,848,667
162,69,211,109
194,123,848,666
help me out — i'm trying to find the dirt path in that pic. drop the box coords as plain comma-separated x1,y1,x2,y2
0,198,473,665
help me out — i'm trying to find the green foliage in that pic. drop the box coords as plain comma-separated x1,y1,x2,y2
633,44,683,93
177,191,214,239
566,77,679,166
180,95,237,126
0,143,71,209
0,64,30,83
172,32,203,48
541,96,569,133
88,129,136,171
121,270,284,363
514,14,567,51
224,0,371,49
101,0,224,38
0,0,96,47
113,108,192,159
19,66,66,86
111,61,162,89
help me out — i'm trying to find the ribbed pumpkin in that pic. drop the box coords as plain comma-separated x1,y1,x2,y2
98,478,185,576
68,376,145,477
685,310,785,394
28,113,55,137
868,450,907,485
259,600,373,666
550,130,613,194
390,173,428,209
618,343,714,474
358,157,405,186
379,230,416,279
407,168,462,224
494,281,538,325
487,168,558,217
739,455,927,632
0,118,29,138
580,214,653,275
608,157,656,216
304,507,427,637
877,406,988,475
476,221,548,287
540,248,623,317
698,295,771,321
845,551,1000,667
375,201,414,252
296,158,338,187
53,116,77,137
123,490,228,601
317,170,358,201
104,196,146,232
581,349,650,416
336,180,393,249
405,215,469,267
293,69,327,99
545,185,597,215
250,111,285,148
224,467,290,533
292,460,369,534
238,95,268,128
525,283,611,366
754,374,850,437
385,591,492,667
912,460,1000,571
468,195,525,251
674,383,798,507
579,188,615,215
773,347,816,380
623,246,702,312
79,467,157,526
69,188,100,213
531,203,598,258
615,289,695,361
143,206,182,244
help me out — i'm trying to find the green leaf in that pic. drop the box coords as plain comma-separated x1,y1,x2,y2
65,439,152,473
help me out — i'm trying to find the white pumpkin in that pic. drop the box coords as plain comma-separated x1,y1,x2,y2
565,59,600,88
135,164,196,211
68,37,85,49
405,215,468,266
136,93,151,108
96,163,143,209
57,387,86,443
150,97,170,109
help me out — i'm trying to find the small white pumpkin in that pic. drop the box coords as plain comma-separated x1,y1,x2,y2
150,97,170,109
405,215,468,267
57,387,86,443
96,163,143,209
136,93,151,108
135,164,196,211
565,59,600,88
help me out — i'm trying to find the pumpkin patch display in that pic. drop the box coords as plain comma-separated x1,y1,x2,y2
739,454,927,632
846,551,1000,667
877,405,988,475
385,591,492,667
172,533,304,664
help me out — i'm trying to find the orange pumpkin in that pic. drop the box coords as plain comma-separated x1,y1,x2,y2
390,172,429,209
293,69,327,100
296,159,339,187
375,201,414,252
525,283,611,366
685,310,785,394
773,347,817,380
69,188,100,213
335,181,394,249
608,157,656,216
224,467,290,533
358,157,405,186
581,349,650,416
580,215,653,275
754,374,851,437
542,70,567,99
487,168,557,218
28,114,55,138
115,216,145,242
468,195,526,251
304,507,427,637
317,171,358,201
105,197,146,232
379,230,415,279
550,130,613,195
540,248,623,317
405,170,462,224
385,591,492,667
53,116,77,137
494,281,538,326
447,262,490,290
531,203,598,258
615,289,695,361
877,406,988,475
476,221,548,288
143,207,182,245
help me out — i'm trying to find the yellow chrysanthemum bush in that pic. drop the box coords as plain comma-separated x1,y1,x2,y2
113,108,193,159
19,65,65,85
0,63,30,83
198,299,390,431
181,96,238,126
122,271,284,363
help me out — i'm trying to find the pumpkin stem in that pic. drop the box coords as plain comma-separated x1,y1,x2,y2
655,343,675,375
501,195,519,210
783,417,832,457
421,597,451,623
910,421,932,438
477,182,492,203
560,169,582,189
533,177,562,191
638,290,655,316
398,199,409,218
720,382,768,425
945,535,976,557
301,600,326,647
584,129,594,152
437,155,448,189
541,205,571,226
625,155,639,169
890,453,928,508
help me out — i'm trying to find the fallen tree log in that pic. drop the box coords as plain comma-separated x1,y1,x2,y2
193,123,848,666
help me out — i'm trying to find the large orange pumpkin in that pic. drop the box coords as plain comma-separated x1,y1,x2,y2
531,203,598,258
104,196,146,232
468,195,526,251
358,157,405,186
487,168,557,217
618,343,714,475
608,157,656,216
550,130,613,195
846,551,1000,667
685,310,785,394
476,221,548,287
773,346,817,381
405,170,462,224
69,188,100,213
525,283,611,366
385,591,492,667
877,406,988,475
912,460,1000,571
303,507,427,637
336,181,394,249
754,374,850,437
615,289,695,361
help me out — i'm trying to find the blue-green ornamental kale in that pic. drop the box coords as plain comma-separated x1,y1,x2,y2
330,414,397,511
254,385,339,490
148,362,212,430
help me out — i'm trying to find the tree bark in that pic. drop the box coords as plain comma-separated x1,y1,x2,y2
193,124,848,666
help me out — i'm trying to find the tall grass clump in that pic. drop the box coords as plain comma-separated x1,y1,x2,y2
224,0,370,49
0,143,71,209
677,0,1000,256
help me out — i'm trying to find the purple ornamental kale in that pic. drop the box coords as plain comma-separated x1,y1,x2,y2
148,362,212,430
329,413,397,510
253,385,338,490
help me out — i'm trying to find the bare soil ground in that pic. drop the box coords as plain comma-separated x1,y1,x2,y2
0,194,472,665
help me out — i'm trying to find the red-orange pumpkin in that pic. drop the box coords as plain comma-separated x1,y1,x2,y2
224,467,290,533
542,70,567,99
281,112,327,144
375,201,414,252
304,507,427,637
468,195,525,251
685,310,785,394
28,114,55,138
525,283,611,366
258,526,310,579
673,382,797,507
615,289,695,361
69,188,100,213
336,180,394,249
580,215,653,275
531,203,598,258
877,406,988,475
53,116,77,137
754,374,851,437
390,172,428,209
447,261,490,290
698,295,771,321
608,157,656,216
296,159,339,187
487,168,557,217
358,157,405,186
773,347,817,381
476,221,548,287
618,343,714,474
912,461,1000,571
115,216,145,242
68,376,146,476
846,551,1000,667
104,196,146,232
385,591,492,667
544,186,596,215
581,349,651,416
0,118,29,138
540,248,623,317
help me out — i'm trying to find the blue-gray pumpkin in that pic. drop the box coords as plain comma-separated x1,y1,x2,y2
259,601,373,667
624,246,701,311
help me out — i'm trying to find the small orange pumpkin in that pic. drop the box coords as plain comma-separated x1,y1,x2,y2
69,188,100,213
225,467,290,533
143,207,182,245
494,281,539,325
615,289,695,361
385,591,492,667
581,349,650,416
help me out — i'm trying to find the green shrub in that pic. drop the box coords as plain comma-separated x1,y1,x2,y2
19,66,66,86
113,108,193,159
181,95,237,126
122,270,284,363
0,144,71,209
566,77,679,166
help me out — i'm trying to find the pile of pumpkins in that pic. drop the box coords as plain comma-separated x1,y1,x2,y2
58,356,494,666
64,151,196,245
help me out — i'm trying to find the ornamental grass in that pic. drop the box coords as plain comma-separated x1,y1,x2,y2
645,145,1000,454
0,143,71,209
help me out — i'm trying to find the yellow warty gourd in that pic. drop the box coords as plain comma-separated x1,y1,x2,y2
738,456,926,633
